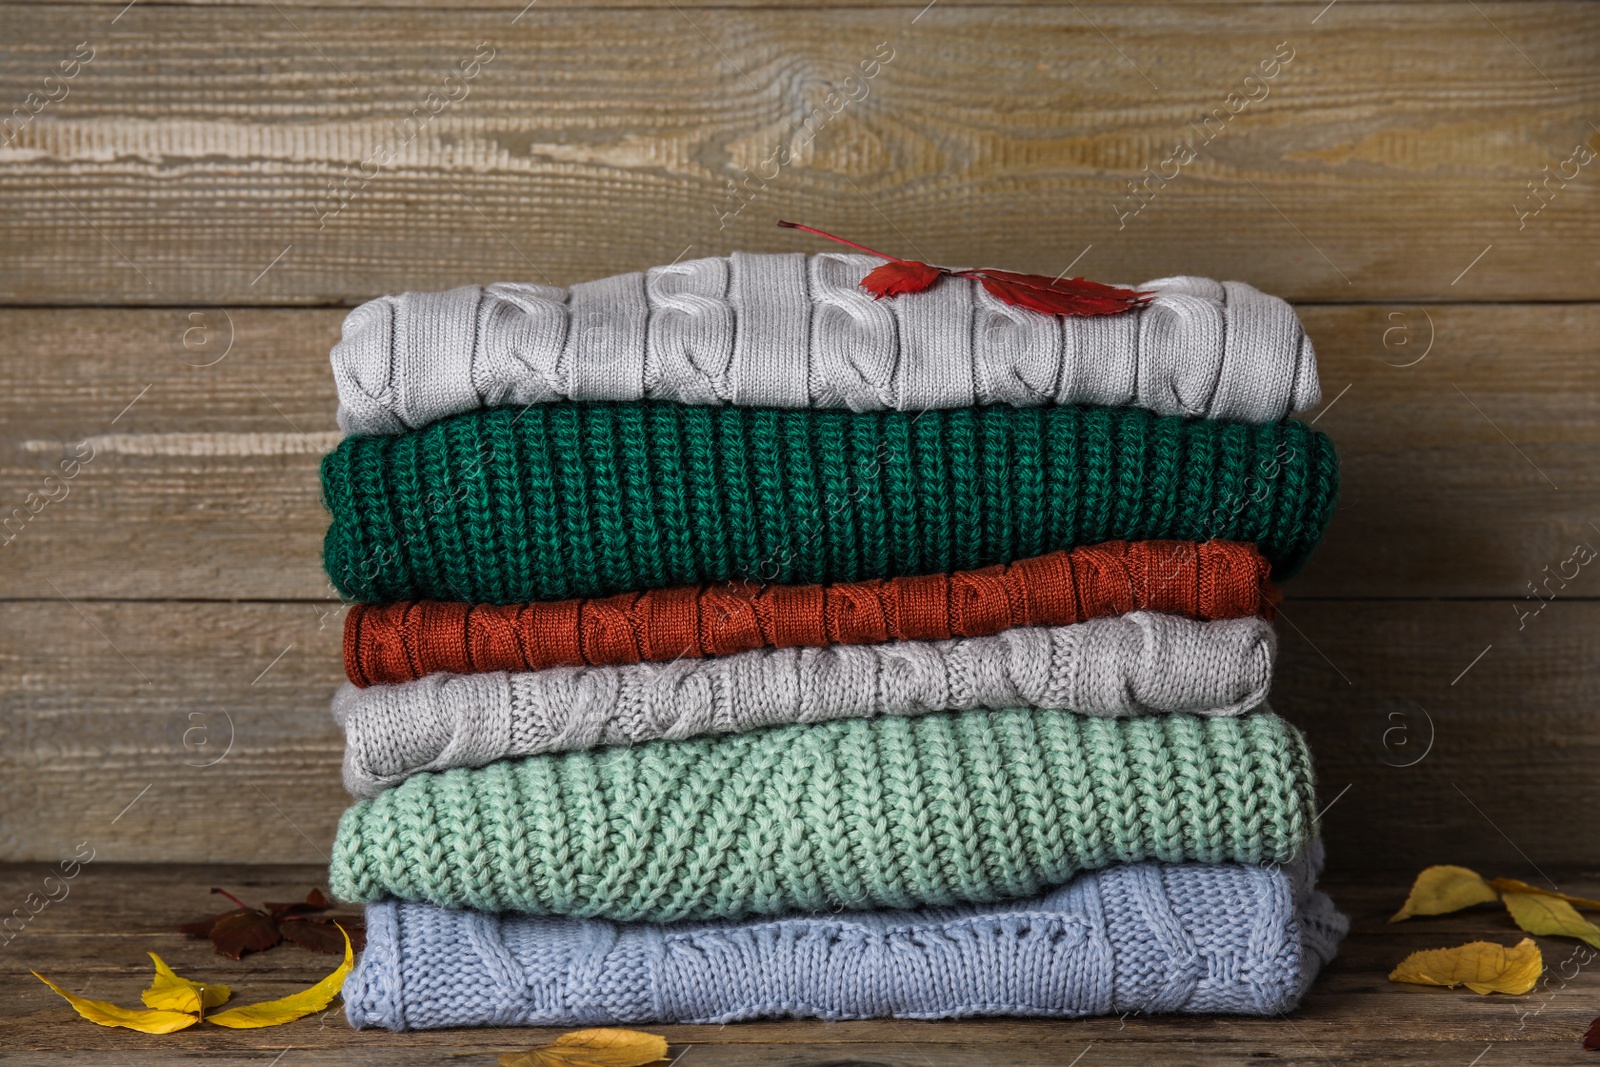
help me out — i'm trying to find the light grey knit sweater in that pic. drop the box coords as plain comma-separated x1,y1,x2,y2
333,612,1277,797
333,253,1320,434
344,843,1344,1029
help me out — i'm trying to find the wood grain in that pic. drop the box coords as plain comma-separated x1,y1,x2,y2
0,861,1595,1063
0,5,1594,305
1,303,1595,600
10,0,1499,7
0,600,345,864
1293,301,1600,599
2,596,1595,869
1,0,1594,1058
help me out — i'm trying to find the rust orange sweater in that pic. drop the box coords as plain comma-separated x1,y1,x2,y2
343,540,1276,687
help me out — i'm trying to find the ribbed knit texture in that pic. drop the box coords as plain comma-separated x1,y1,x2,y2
331,260,1321,436
345,843,1345,1029
320,403,1338,605
328,708,1318,922
334,613,1278,797
342,541,1276,686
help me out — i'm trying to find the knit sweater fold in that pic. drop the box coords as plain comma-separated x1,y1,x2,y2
332,258,1320,436
342,540,1276,686
344,842,1344,1029
320,402,1338,605
328,708,1319,922
334,612,1278,797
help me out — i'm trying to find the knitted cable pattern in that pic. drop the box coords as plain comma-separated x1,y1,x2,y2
332,258,1321,435
333,612,1278,797
321,404,1337,604
327,708,1319,922
344,841,1345,1029
342,540,1277,686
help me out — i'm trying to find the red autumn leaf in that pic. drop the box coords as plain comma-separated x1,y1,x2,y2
860,259,944,299
778,220,951,301
778,219,1148,316
1585,1015,1600,1051
965,269,1150,317
280,915,367,955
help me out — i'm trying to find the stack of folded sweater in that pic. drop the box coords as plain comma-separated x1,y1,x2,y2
318,253,1347,1029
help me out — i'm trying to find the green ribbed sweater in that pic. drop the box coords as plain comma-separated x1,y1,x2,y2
321,403,1337,605
328,708,1318,922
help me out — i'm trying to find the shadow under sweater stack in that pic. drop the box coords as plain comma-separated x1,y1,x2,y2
317,252,1347,1029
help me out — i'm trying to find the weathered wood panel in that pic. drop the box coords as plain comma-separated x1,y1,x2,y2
9,0,1499,8
0,601,344,864
0,5,1594,305
1273,597,1600,879
0,862,1595,1063
1,304,1595,600
2,598,1596,868
0,307,342,602
1294,301,1600,599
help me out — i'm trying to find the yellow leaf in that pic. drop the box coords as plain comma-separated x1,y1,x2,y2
1389,865,1500,922
1489,878,1600,910
499,1028,671,1067
1389,938,1543,995
32,971,199,1034
141,952,231,1015
206,924,352,1029
1501,891,1600,950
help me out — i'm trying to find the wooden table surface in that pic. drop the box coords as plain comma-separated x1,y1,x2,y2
1,0,1597,1061
3,863,1598,1065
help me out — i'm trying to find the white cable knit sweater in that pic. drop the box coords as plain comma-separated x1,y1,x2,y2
333,612,1276,797
332,253,1320,434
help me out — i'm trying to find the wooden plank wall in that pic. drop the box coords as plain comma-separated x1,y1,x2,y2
0,1,1596,875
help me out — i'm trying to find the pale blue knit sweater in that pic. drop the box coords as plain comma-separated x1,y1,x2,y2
344,843,1343,1028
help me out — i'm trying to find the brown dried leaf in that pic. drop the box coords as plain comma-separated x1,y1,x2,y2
1489,878,1600,910
209,910,281,960
280,915,366,954
177,907,251,940
266,888,331,918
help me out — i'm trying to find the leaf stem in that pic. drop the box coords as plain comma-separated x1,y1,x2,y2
210,887,254,912
776,220,908,263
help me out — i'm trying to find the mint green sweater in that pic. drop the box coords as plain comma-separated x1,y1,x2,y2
329,708,1318,922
